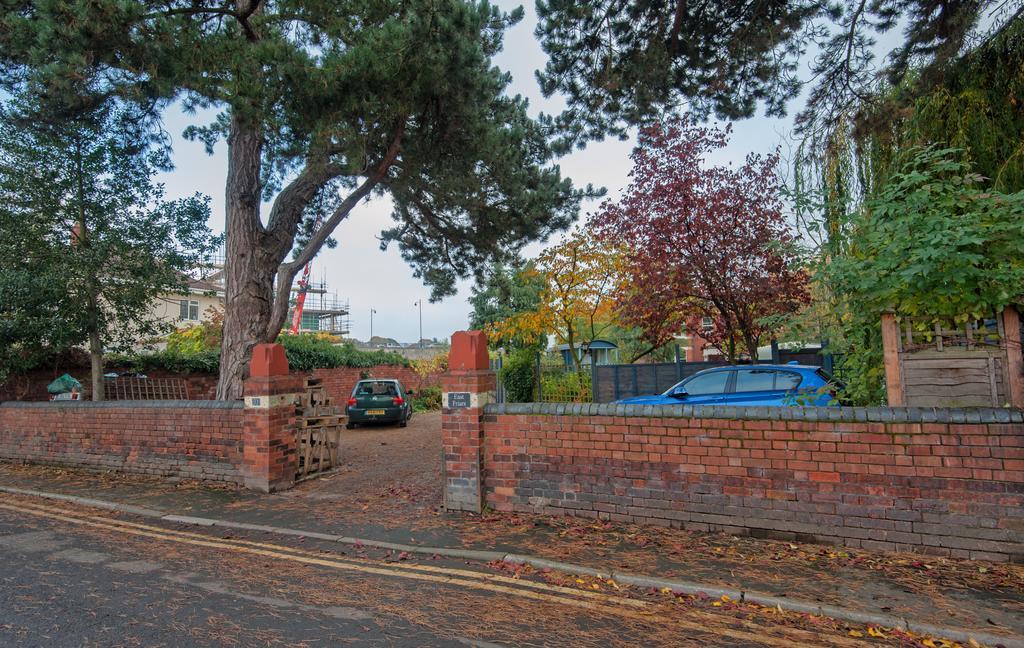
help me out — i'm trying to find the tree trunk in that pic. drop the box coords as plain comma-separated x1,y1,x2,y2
213,115,404,400
88,324,105,402
75,136,105,401
216,116,273,400
565,326,584,377
744,335,760,365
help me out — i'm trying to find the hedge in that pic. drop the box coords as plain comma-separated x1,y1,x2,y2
105,335,410,374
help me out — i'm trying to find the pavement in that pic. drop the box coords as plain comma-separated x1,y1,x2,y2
0,411,1021,647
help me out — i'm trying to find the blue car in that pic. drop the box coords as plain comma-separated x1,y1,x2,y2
614,364,838,407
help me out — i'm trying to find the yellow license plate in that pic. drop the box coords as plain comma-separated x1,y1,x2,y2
366,409,386,416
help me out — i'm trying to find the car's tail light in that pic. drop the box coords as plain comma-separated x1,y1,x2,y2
347,397,356,407
393,396,404,406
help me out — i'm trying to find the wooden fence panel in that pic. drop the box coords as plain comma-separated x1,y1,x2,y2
882,310,1022,408
902,351,1007,407
592,361,728,402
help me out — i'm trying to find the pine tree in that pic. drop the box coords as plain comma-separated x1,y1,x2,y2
0,2,595,398
533,1,1018,150
0,103,215,398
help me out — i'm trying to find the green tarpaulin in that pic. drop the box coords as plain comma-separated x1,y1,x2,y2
46,373,82,394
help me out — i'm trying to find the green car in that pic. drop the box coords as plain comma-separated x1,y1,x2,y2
345,379,412,429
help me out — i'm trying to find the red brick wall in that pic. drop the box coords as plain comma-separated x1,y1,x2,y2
310,366,440,404
242,372,304,493
1,365,438,403
481,405,1024,562
0,368,219,401
441,370,496,512
0,402,245,484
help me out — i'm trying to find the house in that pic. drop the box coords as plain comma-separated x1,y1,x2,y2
554,339,619,368
149,276,224,328
148,255,350,339
366,336,402,348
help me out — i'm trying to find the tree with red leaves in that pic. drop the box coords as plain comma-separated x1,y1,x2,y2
593,118,810,363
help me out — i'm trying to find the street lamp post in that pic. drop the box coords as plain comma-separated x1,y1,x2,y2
414,300,423,348
370,308,376,344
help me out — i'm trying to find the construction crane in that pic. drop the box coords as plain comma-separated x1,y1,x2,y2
288,213,325,335
289,263,315,334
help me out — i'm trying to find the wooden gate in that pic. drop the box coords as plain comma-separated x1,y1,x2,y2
294,378,343,480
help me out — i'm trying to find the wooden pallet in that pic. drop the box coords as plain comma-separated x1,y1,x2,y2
296,405,342,418
294,377,344,480
296,389,332,410
296,425,341,481
299,416,342,428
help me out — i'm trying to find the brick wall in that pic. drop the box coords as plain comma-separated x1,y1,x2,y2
1,365,437,403
310,365,439,405
0,367,219,401
0,401,245,484
481,403,1024,562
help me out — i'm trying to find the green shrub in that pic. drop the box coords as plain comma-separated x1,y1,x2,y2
540,370,591,403
411,385,442,412
278,334,410,371
106,334,410,376
500,349,536,403
165,322,222,355
135,349,221,374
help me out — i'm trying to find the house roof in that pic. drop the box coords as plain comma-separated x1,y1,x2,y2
186,277,223,293
553,339,618,352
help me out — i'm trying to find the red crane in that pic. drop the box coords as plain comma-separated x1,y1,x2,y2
288,214,325,334
289,263,315,334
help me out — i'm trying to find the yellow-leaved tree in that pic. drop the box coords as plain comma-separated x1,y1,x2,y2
494,229,621,375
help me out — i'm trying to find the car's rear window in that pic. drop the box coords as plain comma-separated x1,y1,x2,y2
735,369,776,392
355,381,397,396
735,369,803,392
776,371,802,391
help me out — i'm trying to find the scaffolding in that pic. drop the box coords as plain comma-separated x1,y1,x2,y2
190,247,350,336
290,283,351,336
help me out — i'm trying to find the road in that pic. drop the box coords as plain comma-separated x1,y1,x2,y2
0,494,917,647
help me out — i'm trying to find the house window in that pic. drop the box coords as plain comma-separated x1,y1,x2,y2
701,316,714,332
179,300,199,321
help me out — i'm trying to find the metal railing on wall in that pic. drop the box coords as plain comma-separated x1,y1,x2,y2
489,356,505,404
103,377,190,401
492,343,837,404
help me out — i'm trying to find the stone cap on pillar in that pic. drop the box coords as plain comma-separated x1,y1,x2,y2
250,343,290,377
448,330,489,371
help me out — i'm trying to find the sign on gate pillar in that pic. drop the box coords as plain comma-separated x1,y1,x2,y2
242,343,302,493
442,331,496,513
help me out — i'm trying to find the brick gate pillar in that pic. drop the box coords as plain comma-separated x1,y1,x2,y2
442,330,496,513
242,343,302,493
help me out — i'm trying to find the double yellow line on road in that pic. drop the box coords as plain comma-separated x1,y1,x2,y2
0,496,874,647
0,498,648,614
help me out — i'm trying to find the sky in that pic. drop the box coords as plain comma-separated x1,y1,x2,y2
155,2,813,345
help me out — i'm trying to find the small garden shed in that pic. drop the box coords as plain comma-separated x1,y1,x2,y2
554,339,619,368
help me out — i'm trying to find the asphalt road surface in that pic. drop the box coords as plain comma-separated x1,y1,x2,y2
0,495,893,647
